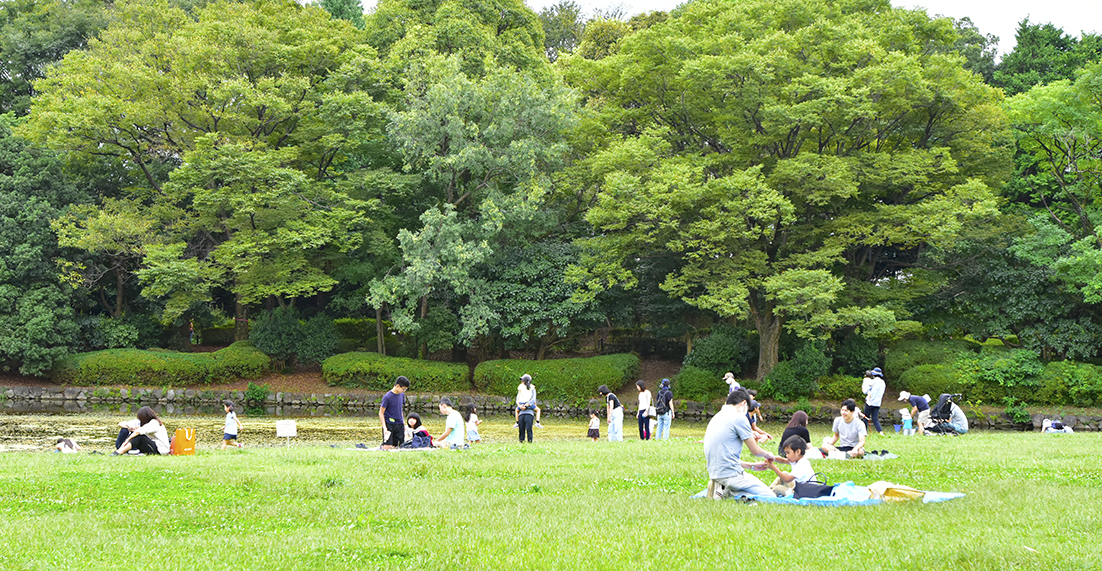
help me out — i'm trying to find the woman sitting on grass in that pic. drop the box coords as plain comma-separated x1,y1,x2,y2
778,411,811,456
113,406,170,456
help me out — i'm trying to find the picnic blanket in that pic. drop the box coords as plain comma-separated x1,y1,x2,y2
692,481,964,506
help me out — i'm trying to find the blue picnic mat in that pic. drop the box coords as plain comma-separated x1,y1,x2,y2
692,481,965,506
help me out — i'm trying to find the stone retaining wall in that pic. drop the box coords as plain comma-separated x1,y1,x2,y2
2,385,1099,430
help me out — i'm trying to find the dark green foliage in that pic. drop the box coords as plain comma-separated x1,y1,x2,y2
993,20,1102,96
244,381,271,403
835,333,878,376
682,325,756,377
474,354,640,401
199,325,235,346
817,374,862,402
761,341,828,402
319,0,363,29
0,120,84,375
1002,397,1031,424
672,365,725,402
52,341,269,386
298,316,340,366
333,318,381,349
896,364,962,400
884,339,979,378
539,0,584,62
955,348,1043,402
1037,361,1102,407
322,352,469,392
251,307,304,362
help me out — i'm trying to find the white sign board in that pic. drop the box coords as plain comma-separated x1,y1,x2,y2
276,420,298,438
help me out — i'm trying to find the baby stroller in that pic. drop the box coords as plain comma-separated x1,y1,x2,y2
925,393,962,434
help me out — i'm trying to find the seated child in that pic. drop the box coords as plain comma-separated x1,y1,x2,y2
401,413,433,448
900,408,914,436
766,435,816,497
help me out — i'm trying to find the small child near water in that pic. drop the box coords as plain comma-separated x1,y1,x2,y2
900,408,914,436
465,405,482,444
221,400,243,449
587,410,600,442
55,438,81,453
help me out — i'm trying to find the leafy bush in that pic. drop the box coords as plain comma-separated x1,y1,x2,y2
200,325,236,346
323,352,469,392
790,340,831,381
761,361,814,402
835,333,878,376
896,364,962,399
1002,397,1031,424
884,339,978,377
52,341,269,386
474,354,641,402
955,348,1043,402
333,318,377,343
298,316,340,365
817,374,862,401
673,365,725,402
1039,360,1102,407
682,324,756,376
245,381,271,403
250,307,304,362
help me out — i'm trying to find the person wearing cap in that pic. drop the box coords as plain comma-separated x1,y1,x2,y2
380,376,409,448
861,367,886,436
723,372,741,394
821,399,867,458
654,379,675,440
703,388,776,498
436,397,466,449
899,390,931,435
516,374,538,442
514,374,543,429
747,396,773,443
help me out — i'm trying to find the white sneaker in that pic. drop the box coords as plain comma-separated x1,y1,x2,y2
536,422,543,428
512,423,518,428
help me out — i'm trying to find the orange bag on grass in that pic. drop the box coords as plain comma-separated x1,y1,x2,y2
170,427,196,455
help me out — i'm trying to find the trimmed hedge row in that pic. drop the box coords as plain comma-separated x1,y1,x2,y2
475,354,641,402
52,341,270,386
322,352,469,392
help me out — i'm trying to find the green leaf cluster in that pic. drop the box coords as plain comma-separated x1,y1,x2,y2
322,351,469,392
474,353,640,400
52,340,270,386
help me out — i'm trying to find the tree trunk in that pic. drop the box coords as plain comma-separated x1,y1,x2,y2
234,292,249,341
418,295,428,360
376,306,386,355
114,271,125,318
750,293,782,381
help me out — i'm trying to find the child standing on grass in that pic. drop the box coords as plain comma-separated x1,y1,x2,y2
222,400,243,449
465,405,482,444
900,408,914,436
587,411,600,442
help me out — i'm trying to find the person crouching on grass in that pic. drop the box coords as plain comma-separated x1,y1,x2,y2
702,388,776,498
436,398,467,449
113,406,170,456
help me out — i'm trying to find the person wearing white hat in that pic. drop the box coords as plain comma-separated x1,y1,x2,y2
898,390,931,435
723,372,740,394
861,368,886,435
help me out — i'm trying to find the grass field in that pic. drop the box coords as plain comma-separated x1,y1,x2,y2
1,414,1100,570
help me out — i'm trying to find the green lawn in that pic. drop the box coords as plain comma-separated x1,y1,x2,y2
1,415,1100,570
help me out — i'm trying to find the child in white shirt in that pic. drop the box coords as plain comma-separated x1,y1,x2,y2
767,435,816,496
900,408,914,436
465,405,482,444
587,411,600,442
221,400,243,449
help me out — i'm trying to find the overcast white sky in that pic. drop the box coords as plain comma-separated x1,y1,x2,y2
361,0,1100,58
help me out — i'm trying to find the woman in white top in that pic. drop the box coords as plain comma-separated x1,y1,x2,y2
113,406,170,455
635,380,652,440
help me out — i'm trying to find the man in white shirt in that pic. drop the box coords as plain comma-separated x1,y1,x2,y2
821,399,867,458
436,398,466,449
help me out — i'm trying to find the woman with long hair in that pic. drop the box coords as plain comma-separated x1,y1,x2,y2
113,406,170,456
778,410,812,455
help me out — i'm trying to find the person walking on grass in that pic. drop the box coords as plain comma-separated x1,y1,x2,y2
113,406,170,456
221,400,244,450
436,398,466,449
380,376,409,449
655,379,674,440
861,367,886,436
636,380,653,440
598,385,623,442
703,388,776,498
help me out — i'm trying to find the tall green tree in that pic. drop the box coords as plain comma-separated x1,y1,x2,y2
0,121,85,375
993,20,1102,96
562,0,1011,379
539,0,585,62
319,0,364,29
0,0,110,116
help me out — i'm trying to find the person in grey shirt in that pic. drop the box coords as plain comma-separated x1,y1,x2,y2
703,388,775,498
948,403,969,434
821,399,867,458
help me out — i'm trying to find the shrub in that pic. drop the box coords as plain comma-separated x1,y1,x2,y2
673,365,725,402
298,316,340,365
245,381,271,403
790,340,831,381
835,333,878,376
955,349,1043,402
323,352,469,392
895,364,963,399
200,325,236,346
250,307,304,363
474,354,641,402
333,318,377,344
817,374,862,401
100,318,139,349
1039,360,1102,407
52,342,269,386
884,339,979,377
761,361,815,402
682,324,756,376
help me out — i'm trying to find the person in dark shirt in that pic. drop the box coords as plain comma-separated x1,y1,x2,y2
898,391,931,436
778,410,812,456
380,376,410,448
